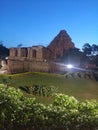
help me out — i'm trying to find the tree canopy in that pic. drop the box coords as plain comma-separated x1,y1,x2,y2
0,41,9,59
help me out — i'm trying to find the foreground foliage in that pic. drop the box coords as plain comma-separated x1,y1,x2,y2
0,84,98,130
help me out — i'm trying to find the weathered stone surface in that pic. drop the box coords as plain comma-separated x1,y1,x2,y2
8,46,55,73
48,30,75,59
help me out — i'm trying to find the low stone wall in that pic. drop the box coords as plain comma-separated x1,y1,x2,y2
8,58,63,74
8,59,24,73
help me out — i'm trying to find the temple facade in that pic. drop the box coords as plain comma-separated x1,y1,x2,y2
8,30,75,73
8,46,63,73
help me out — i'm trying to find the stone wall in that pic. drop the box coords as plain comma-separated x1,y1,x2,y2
8,58,62,74
9,46,54,61
8,58,25,73
8,46,57,73
8,45,73,74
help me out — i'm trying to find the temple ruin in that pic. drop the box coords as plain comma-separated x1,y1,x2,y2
8,30,75,73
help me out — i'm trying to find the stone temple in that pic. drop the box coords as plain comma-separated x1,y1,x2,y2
8,30,75,73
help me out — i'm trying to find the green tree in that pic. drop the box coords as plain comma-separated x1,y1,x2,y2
92,44,98,55
0,41,9,59
82,43,92,55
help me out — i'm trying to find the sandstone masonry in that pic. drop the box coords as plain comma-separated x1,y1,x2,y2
8,30,75,73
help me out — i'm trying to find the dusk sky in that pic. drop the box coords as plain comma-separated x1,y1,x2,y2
0,0,98,50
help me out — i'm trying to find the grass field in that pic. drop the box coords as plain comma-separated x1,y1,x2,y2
0,72,98,103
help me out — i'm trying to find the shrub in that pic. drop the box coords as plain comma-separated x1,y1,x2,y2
0,84,98,130
19,84,58,97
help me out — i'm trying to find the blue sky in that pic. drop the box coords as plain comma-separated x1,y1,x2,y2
0,0,98,50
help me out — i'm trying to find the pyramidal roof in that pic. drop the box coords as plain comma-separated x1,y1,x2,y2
48,30,75,59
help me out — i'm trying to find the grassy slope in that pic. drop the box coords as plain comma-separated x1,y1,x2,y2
0,72,98,104
6,72,98,102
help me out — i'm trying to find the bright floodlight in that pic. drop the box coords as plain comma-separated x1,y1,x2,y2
67,64,73,69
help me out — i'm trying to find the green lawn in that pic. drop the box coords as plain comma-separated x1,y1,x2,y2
0,72,98,103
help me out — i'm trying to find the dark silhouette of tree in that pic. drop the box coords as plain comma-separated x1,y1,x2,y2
82,43,92,55
82,43,98,67
0,41,9,59
17,43,23,48
92,44,98,55
60,48,84,66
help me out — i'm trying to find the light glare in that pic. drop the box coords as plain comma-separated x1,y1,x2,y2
67,64,73,69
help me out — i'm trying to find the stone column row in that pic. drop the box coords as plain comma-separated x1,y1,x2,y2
9,47,38,58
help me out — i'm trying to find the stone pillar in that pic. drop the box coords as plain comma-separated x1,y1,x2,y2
27,48,30,58
17,48,21,57
29,48,33,58
36,47,43,61
20,48,27,57
9,48,18,57
9,48,13,57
